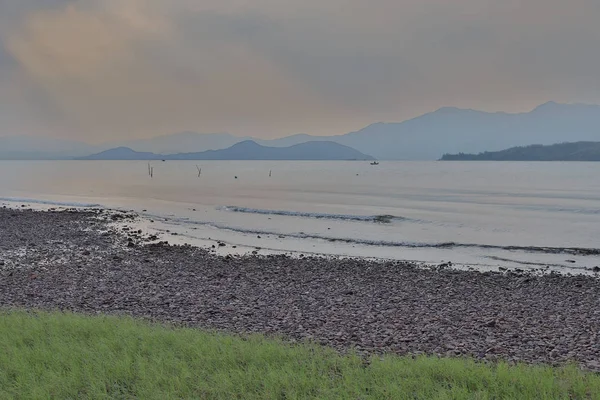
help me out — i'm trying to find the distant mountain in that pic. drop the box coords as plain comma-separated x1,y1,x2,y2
79,147,160,160
79,141,374,161
109,131,245,154
103,102,600,160
441,142,600,161
329,102,600,160
167,140,373,160
107,132,325,153
4,102,600,160
256,133,327,148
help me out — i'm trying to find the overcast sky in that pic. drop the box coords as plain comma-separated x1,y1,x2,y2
1,0,599,142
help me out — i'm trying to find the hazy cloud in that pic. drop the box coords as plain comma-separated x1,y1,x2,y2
1,0,599,141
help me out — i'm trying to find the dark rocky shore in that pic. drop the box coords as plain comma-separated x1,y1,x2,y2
1,207,599,369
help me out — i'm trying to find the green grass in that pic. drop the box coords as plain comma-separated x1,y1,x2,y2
0,311,598,399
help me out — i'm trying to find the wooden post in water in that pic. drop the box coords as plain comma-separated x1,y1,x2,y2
196,165,202,177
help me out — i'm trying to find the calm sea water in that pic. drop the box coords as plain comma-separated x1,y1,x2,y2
2,160,600,272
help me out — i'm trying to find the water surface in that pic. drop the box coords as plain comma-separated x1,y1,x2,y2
1,160,599,272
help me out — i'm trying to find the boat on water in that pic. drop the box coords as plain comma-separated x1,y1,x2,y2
370,161,379,165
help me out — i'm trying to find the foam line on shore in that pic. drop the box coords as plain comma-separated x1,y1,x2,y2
0,197,103,208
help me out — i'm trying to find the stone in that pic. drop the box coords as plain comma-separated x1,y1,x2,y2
484,319,497,328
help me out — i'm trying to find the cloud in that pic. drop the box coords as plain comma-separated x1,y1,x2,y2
2,1,349,141
1,0,600,141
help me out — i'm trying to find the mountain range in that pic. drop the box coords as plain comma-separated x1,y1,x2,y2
2,102,600,160
441,142,600,161
79,141,374,161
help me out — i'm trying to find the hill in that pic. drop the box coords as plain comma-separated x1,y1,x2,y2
103,102,600,160
78,147,161,160
5,102,600,160
79,141,374,161
331,102,600,160
110,131,245,155
109,132,321,154
440,142,600,161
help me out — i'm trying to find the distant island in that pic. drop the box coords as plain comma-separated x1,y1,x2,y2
79,140,374,161
441,142,600,161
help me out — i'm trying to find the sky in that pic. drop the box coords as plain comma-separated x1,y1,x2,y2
0,0,599,143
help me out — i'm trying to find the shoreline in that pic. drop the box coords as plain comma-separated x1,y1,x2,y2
1,207,600,370
2,198,598,275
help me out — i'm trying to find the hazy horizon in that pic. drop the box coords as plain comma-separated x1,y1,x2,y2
1,1,600,143
0,100,589,144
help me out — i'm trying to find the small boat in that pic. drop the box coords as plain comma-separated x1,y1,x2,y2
370,161,379,165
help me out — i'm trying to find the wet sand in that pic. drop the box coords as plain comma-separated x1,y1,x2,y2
1,207,599,370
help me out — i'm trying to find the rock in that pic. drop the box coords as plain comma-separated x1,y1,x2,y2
586,361,600,371
483,319,497,328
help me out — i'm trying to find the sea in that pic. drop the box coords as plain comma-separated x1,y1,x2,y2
1,160,600,273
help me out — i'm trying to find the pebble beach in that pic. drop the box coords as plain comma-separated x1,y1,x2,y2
1,207,599,370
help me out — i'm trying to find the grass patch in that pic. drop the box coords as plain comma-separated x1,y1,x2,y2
0,310,598,399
